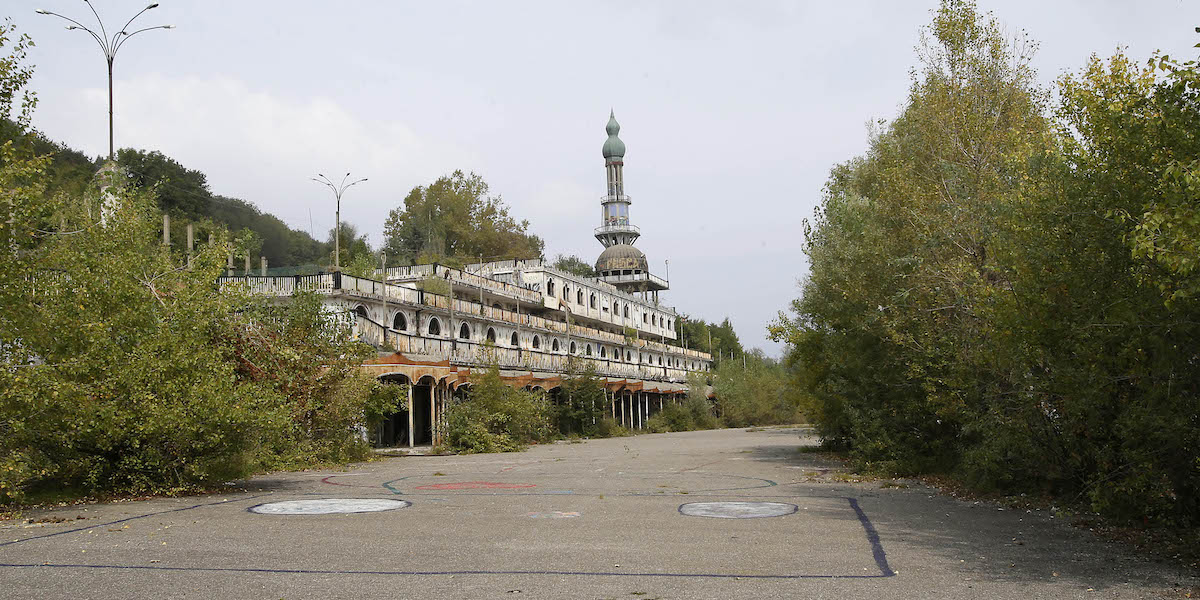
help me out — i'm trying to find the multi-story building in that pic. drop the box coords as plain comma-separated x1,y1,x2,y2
222,112,712,447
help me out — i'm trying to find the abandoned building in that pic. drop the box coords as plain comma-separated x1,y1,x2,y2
221,112,713,447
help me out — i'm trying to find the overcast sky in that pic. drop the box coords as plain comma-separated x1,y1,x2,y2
18,0,1197,355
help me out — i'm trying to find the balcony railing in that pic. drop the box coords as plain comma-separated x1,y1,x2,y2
378,264,542,303
353,314,698,382
595,271,669,289
222,273,710,363
594,223,641,237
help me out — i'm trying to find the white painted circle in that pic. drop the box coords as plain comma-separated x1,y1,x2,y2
679,501,797,519
250,498,410,515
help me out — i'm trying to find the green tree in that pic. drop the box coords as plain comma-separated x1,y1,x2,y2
558,359,607,436
551,254,596,278
442,360,552,453
382,170,544,266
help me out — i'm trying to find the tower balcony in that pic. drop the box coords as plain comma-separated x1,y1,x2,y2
601,194,632,204
594,222,640,237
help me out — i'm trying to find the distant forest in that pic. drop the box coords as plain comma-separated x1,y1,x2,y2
2,121,328,269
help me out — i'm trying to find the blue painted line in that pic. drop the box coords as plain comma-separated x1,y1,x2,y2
0,562,893,580
846,497,894,577
0,494,272,549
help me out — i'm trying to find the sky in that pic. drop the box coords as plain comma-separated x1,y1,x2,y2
16,0,1197,356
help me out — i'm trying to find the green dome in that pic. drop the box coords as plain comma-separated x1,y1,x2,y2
602,110,625,159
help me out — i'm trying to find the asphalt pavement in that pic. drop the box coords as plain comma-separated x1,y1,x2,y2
1,427,1194,599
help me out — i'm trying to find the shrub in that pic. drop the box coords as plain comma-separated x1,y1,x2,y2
442,363,552,453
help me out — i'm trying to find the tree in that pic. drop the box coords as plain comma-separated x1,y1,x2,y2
382,170,544,266
552,254,596,278
772,0,1200,526
327,221,373,275
558,359,607,436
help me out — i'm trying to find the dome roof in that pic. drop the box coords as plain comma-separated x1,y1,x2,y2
595,243,647,273
602,110,625,159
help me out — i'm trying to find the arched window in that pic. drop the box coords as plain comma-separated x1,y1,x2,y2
577,290,584,304
642,313,648,324
552,338,560,352
511,332,518,346
486,327,497,343
600,346,606,358
532,335,541,349
570,341,577,354
624,306,629,318
392,312,407,331
458,322,470,339
586,344,592,356
354,305,368,319
547,280,556,296
428,317,441,336
667,319,672,329
652,315,658,326
613,301,619,314
590,293,597,309
563,285,569,300
626,351,632,361
658,356,663,366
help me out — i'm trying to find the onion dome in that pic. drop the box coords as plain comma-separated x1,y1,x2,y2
601,110,626,159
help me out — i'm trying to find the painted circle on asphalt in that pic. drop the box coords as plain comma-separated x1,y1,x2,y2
250,498,411,515
414,481,536,490
678,501,798,519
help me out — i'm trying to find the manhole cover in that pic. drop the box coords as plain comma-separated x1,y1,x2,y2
249,498,411,515
678,501,797,519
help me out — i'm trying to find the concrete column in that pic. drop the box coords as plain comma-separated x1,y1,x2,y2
261,256,267,276
162,214,170,246
186,223,194,269
611,390,616,421
429,384,435,445
407,383,415,448
244,253,251,275
635,393,641,430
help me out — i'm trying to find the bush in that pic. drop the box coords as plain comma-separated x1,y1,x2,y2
556,359,608,437
442,363,553,453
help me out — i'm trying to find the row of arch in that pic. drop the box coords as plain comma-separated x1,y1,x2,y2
358,304,703,371
544,278,673,330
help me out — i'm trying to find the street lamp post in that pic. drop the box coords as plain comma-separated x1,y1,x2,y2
37,2,173,162
311,173,367,271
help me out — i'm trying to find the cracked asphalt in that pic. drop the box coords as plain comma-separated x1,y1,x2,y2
1,427,1194,599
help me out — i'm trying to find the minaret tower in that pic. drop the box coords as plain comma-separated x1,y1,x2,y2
597,110,639,248
594,111,668,297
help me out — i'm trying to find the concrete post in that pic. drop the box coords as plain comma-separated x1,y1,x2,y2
407,384,415,448
162,214,169,246
186,223,194,269
261,256,267,277
244,253,251,275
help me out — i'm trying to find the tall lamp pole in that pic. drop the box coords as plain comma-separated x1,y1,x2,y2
311,172,367,271
37,3,173,162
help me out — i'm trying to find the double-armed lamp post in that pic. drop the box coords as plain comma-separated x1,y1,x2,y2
311,173,368,272
37,2,173,162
